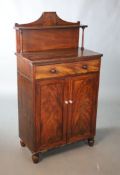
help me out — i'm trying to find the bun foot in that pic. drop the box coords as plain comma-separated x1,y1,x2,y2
32,153,41,164
20,140,26,147
88,138,94,147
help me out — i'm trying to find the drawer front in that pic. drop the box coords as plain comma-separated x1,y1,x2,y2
35,59,100,79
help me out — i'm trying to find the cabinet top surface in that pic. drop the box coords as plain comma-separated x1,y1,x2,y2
16,48,103,65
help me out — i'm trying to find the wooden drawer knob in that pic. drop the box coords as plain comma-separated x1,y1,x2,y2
50,68,57,73
82,65,88,69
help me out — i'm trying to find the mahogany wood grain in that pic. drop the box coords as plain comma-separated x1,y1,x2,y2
22,28,79,52
17,55,34,80
15,12,80,28
15,12,80,53
15,12,103,162
35,79,67,151
18,73,36,152
35,59,100,79
67,73,100,143
16,48,102,64
16,30,21,53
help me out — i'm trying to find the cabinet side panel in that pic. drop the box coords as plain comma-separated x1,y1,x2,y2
18,73,35,152
16,31,21,53
17,56,33,80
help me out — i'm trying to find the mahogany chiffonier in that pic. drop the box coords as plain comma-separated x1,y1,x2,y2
15,12,103,163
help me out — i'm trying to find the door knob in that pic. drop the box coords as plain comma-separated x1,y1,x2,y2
69,100,73,104
65,100,68,104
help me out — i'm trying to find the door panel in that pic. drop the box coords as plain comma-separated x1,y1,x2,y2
35,79,68,150
67,73,99,142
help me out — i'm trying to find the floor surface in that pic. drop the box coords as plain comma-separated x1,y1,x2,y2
0,95,120,175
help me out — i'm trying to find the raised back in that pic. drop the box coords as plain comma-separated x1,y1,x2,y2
15,12,80,53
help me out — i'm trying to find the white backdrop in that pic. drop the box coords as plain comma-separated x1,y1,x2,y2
0,0,120,101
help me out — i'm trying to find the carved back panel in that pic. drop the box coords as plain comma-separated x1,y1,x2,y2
15,12,80,53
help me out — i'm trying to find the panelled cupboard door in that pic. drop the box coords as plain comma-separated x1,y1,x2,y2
67,73,99,143
35,78,68,151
